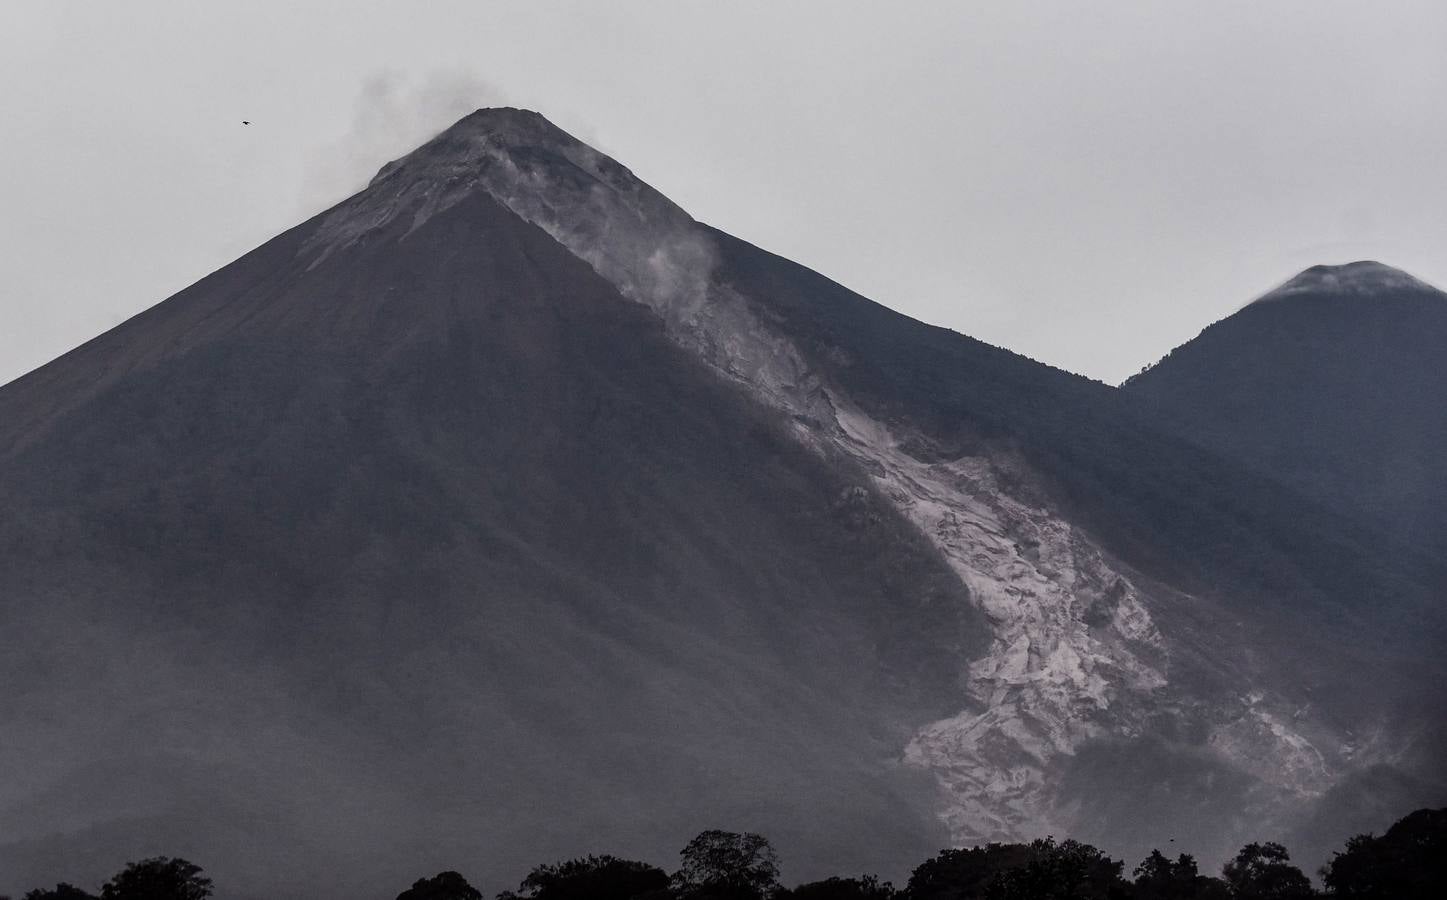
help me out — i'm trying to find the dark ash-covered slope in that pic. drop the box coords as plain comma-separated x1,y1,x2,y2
710,235,1439,619
0,154,978,898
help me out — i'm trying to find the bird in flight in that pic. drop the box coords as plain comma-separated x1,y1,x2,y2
242,120,251,125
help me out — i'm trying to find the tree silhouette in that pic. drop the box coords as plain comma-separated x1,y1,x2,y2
777,875,895,900
904,839,1127,900
904,843,1037,900
99,858,211,900
673,830,780,900
980,838,1127,900
395,870,483,900
509,855,668,900
22,886,98,900
1220,843,1313,900
1133,850,1228,900
1320,807,1446,899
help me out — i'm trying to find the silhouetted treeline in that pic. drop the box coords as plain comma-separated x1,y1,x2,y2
16,857,211,900
8,809,1442,900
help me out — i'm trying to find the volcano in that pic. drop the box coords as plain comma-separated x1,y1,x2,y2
1124,261,1447,551
1,110,1442,899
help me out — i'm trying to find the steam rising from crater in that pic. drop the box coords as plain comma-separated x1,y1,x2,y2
301,70,506,214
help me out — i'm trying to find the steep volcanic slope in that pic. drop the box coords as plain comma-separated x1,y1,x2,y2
0,161,978,897
1,110,1443,897
1124,261,1447,552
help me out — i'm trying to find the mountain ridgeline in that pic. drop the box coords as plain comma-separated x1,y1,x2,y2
0,109,1442,899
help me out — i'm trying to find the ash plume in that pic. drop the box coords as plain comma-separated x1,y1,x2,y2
301,69,506,214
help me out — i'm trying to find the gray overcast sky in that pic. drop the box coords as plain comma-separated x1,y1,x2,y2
3,1,1445,386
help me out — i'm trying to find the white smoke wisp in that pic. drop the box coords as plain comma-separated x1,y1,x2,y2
300,70,506,215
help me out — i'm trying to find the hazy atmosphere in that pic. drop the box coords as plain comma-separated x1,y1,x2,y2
5,4,1447,899
3,0,1445,386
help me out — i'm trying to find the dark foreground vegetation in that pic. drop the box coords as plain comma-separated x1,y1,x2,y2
10,809,1442,900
